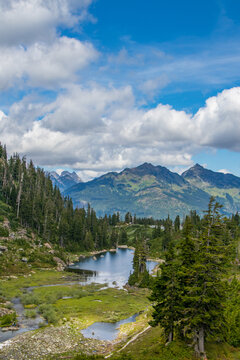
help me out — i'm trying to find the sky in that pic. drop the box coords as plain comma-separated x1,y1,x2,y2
1,0,240,181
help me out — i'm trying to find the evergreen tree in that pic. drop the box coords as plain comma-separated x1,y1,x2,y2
180,198,230,358
149,244,180,343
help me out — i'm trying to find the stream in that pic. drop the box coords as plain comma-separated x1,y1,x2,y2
0,248,157,343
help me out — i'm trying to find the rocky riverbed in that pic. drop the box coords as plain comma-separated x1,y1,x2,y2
0,324,113,359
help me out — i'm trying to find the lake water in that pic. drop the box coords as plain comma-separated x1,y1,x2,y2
71,248,157,341
81,313,138,341
0,248,157,344
69,247,157,289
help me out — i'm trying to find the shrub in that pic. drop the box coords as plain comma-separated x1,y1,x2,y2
0,312,16,327
39,303,59,324
0,226,9,237
21,293,41,306
25,309,37,318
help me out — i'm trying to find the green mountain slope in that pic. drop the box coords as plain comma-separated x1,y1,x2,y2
182,164,240,214
65,163,211,218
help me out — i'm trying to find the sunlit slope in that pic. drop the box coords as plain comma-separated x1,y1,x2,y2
182,164,240,215
65,163,210,218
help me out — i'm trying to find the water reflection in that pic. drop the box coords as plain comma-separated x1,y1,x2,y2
81,313,139,341
68,248,157,288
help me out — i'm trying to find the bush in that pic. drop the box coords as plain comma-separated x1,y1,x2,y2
21,292,41,306
14,238,31,248
0,312,16,327
39,304,59,324
25,309,37,318
0,226,9,237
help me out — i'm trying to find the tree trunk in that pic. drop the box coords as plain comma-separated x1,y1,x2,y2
167,330,173,343
194,328,206,359
16,172,24,219
198,327,205,357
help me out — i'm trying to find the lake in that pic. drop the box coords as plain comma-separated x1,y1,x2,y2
0,248,157,344
69,247,157,288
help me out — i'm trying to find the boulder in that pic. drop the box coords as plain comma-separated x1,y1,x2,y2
0,245,8,252
53,257,66,271
44,242,52,249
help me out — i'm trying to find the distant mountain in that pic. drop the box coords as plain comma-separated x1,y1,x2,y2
182,164,240,214
64,163,211,218
49,171,82,192
182,164,240,188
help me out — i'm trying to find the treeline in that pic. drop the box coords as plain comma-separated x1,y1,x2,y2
150,198,240,358
0,144,120,251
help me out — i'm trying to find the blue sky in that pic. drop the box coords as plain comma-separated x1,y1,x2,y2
0,0,240,180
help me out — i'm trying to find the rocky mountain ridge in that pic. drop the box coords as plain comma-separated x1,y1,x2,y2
62,163,240,218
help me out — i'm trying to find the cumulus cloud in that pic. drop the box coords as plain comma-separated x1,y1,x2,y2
42,84,134,133
0,0,94,46
194,87,240,150
1,86,240,179
0,37,98,89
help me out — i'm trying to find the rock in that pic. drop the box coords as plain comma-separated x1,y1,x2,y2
0,307,14,317
92,256,97,261
0,245,8,252
44,242,52,249
48,249,54,254
1,326,20,332
100,255,104,258
21,257,28,262
53,256,66,271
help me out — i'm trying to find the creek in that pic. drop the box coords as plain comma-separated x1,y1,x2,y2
0,248,157,343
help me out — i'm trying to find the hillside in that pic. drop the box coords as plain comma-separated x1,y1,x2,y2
65,163,210,218
182,164,240,214
65,163,240,218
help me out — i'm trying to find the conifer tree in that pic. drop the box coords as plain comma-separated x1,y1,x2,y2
149,243,180,343
180,198,230,358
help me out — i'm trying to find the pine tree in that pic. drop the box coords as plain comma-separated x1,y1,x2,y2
149,243,180,343
180,198,230,358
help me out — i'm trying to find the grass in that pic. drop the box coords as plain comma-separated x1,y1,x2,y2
0,269,81,299
25,309,37,318
54,287,150,327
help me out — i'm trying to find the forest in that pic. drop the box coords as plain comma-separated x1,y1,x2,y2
0,143,240,360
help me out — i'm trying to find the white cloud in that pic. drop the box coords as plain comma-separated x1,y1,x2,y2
43,84,134,133
0,37,98,89
1,86,240,180
218,169,230,174
0,0,94,46
194,87,240,150
139,75,169,98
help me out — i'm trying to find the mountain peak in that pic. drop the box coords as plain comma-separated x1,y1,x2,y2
49,170,82,192
182,163,240,189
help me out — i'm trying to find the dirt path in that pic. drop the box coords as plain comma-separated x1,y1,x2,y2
105,325,151,358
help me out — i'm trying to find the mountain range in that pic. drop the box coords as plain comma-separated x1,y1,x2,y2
61,163,240,219
49,171,82,192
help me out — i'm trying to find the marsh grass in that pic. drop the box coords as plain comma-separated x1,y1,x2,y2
25,309,37,318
